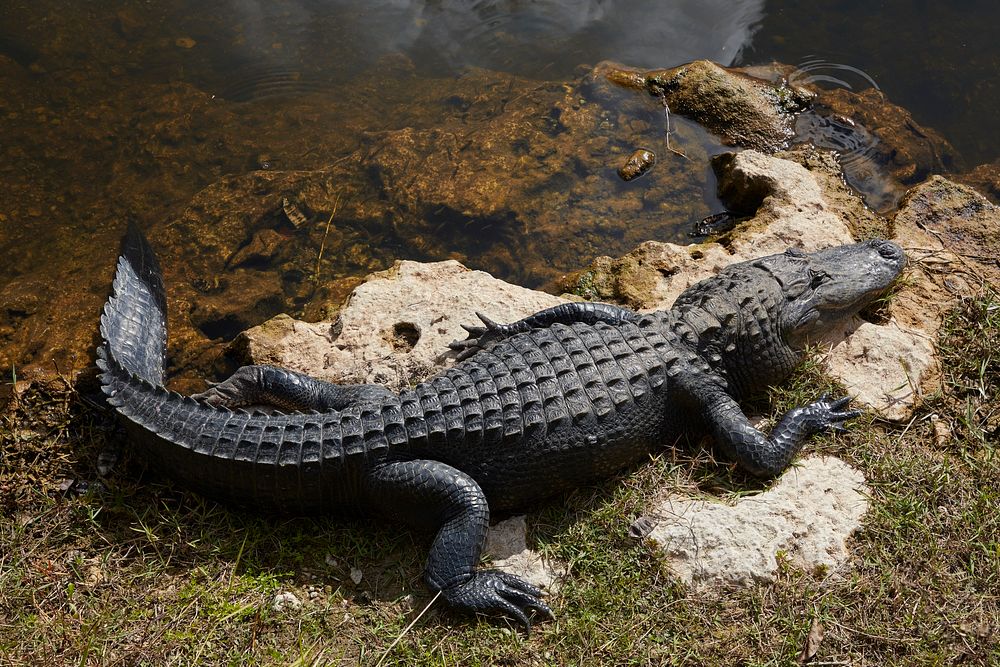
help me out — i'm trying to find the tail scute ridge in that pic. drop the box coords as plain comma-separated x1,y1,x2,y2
99,223,168,386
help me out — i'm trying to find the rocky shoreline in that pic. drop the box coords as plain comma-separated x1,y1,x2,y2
4,56,999,593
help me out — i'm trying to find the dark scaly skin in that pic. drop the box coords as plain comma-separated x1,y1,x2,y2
97,224,906,628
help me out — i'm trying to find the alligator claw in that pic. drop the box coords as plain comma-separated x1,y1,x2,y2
442,570,553,631
460,323,487,337
808,394,861,432
190,385,236,407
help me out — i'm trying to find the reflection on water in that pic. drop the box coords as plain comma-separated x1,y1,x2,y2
344,0,764,75
788,59,898,211
196,0,767,99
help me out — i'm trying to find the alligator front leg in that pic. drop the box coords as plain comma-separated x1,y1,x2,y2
364,459,553,629
191,364,394,412
450,302,638,358
700,388,860,477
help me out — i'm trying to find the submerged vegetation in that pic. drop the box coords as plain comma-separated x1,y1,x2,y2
1,286,996,665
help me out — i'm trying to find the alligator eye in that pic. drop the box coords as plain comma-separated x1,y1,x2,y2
809,269,830,288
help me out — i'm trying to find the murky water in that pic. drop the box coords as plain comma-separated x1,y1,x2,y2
1,0,998,379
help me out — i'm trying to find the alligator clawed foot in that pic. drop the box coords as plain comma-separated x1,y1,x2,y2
190,382,241,407
442,570,554,631
447,312,506,359
809,394,862,432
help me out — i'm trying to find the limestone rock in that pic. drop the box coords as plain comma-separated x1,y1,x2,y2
823,321,936,422
271,591,302,612
642,457,869,585
237,259,565,390
483,516,566,592
893,175,1000,288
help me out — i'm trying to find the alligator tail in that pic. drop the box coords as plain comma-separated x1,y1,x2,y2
95,225,382,511
97,222,168,387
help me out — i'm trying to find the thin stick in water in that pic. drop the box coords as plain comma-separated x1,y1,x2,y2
660,93,691,160
314,193,341,282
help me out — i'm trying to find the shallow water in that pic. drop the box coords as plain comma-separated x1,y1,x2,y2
1,0,997,378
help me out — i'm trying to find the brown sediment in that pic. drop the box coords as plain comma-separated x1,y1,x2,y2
1,46,718,381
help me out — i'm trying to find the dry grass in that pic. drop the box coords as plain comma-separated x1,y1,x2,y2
1,287,997,665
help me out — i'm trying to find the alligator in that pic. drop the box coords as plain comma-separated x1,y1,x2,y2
97,224,905,628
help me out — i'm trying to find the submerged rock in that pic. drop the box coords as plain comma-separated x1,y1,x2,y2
602,59,814,151
363,64,717,286
617,148,656,181
957,160,1000,204
813,88,961,186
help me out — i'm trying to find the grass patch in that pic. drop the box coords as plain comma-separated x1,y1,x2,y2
2,287,998,665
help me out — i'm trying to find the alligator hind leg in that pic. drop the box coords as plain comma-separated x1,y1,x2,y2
364,459,553,629
191,364,394,412
449,302,639,358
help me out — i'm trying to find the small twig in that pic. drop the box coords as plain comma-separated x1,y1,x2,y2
826,619,920,644
894,413,920,446
314,193,341,282
317,147,364,172
375,591,442,667
660,93,691,160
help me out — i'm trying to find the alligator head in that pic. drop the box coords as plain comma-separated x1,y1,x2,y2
768,238,907,346
672,238,907,398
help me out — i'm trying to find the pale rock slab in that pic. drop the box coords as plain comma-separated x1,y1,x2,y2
822,320,937,422
642,457,869,585
271,591,302,612
236,259,565,391
483,515,566,593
